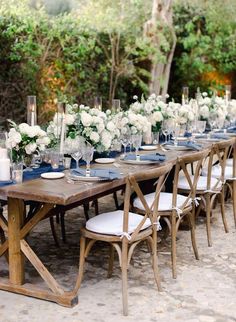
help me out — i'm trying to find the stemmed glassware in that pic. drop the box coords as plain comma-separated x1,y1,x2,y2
120,133,131,157
131,134,142,160
172,123,181,146
196,120,206,135
82,143,94,177
162,119,174,143
66,137,84,170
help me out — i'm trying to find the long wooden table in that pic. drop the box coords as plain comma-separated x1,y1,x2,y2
0,143,233,307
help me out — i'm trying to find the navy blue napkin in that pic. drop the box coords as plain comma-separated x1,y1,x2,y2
210,133,229,140
72,168,121,180
24,163,64,181
124,153,166,162
0,180,14,187
227,126,236,133
164,140,201,151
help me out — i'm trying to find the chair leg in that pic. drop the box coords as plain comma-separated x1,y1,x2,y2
74,236,87,294
188,211,199,260
233,181,236,228
219,187,229,233
94,199,99,216
205,193,212,247
113,192,119,209
60,211,67,243
49,217,60,247
107,244,115,278
121,241,128,316
56,214,60,224
171,214,177,279
150,232,162,291
83,203,90,221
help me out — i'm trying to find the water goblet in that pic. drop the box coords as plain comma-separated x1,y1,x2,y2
196,120,206,134
82,144,94,177
120,133,130,157
131,134,142,160
172,123,181,146
71,150,82,170
152,132,159,145
69,137,84,169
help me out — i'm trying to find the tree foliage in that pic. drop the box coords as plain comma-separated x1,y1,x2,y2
170,0,236,98
0,0,236,127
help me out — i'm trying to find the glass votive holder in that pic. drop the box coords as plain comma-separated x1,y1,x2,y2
63,157,71,169
152,132,159,145
12,163,23,184
50,151,60,169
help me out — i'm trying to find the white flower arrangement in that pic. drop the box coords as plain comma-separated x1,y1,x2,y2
197,93,228,122
47,103,78,142
119,110,150,135
76,105,119,152
6,121,50,162
228,99,236,119
130,94,165,131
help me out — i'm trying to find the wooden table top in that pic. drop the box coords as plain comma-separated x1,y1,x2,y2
0,145,212,206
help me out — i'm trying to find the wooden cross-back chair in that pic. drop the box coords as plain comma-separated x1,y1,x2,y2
133,149,210,279
220,138,236,228
178,138,235,247
72,162,173,316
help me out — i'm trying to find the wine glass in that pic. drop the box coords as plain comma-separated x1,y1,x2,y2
120,132,131,157
69,137,84,169
172,123,181,146
187,121,197,141
152,132,159,145
131,134,142,160
82,143,94,177
196,120,206,134
162,120,170,143
162,119,174,143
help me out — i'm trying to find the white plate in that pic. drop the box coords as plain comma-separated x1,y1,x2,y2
41,172,65,179
94,158,115,164
196,137,220,142
177,137,188,141
68,174,106,182
140,145,157,151
164,145,191,151
120,158,160,165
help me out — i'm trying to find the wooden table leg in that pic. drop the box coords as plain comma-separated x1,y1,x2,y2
8,197,25,285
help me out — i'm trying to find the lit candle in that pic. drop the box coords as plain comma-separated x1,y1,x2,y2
30,105,35,126
225,85,231,106
59,112,65,154
0,148,8,159
27,96,37,126
0,158,10,181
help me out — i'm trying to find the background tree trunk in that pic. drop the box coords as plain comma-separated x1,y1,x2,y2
144,0,176,99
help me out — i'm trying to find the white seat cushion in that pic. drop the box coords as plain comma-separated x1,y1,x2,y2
86,210,151,235
226,158,233,167
177,175,221,191
202,165,233,180
133,192,190,212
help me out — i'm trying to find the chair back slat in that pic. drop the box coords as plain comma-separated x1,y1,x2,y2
206,138,235,190
122,163,173,242
172,149,210,211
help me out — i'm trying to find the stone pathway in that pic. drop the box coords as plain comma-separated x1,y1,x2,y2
0,195,236,322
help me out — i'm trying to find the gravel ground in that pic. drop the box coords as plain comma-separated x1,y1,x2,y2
0,194,236,322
